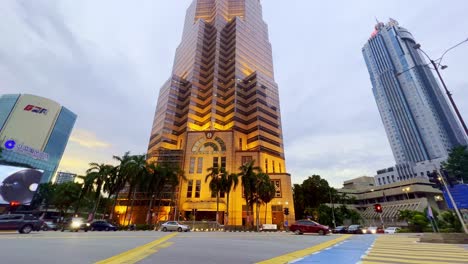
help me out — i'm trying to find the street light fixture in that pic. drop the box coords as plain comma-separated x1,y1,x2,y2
402,187,411,200
413,40,468,137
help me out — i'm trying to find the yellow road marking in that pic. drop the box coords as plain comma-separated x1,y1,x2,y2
362,255,467,264
95,233,178,264
0,235,167,240
367,252,466,262
370,249,468,257
255,235,351,264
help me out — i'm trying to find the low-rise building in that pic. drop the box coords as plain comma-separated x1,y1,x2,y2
339,177,444,226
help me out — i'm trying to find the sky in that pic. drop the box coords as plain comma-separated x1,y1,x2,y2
1,0,467,187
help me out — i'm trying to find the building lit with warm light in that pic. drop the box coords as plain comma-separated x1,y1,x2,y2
143,0,295,227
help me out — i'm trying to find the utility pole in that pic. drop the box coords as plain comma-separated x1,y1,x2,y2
435,168,468,234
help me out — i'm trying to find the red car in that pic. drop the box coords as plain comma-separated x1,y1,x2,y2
290,219,330,235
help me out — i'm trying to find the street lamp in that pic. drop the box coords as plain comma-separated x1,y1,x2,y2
413,39,468,137
402,187,411,200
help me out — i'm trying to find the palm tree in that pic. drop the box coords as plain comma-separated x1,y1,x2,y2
108,152,132,220
258,175,275,225
74,175,93,214
86,163,113,218
239,160,261,229
124,154,148,225
205,166,223,224
220,171,239,226
143,163,168,225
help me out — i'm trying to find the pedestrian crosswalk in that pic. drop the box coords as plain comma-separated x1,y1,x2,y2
361,235,468,264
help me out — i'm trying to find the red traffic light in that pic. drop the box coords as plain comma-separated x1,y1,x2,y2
374,203,382,213
10,201,21,207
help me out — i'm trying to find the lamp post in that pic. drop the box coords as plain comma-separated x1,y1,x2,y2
412,39,468,137
329,189,336,229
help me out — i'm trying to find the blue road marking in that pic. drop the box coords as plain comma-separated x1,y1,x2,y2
292,235,377,264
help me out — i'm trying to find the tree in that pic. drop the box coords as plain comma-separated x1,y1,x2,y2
221,171,239,225
442,146,468,184
124,154,148,225
205,166,223,224
293,175,334,219
108,152,133,220
398,210,429,232
239,160,261,228
143,163,168,225
53,182,82,216
31,183,56,211
86,163,113,217
258,174,275,225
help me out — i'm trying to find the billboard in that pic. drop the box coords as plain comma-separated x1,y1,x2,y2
0,94,61,150
0,165,43,205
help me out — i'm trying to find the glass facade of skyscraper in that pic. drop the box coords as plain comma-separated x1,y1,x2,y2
362,19,467,184
0,94,77,182
146,0,294,226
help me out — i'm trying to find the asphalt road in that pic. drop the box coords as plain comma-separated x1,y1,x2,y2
0,230,340,264
2,231,466,264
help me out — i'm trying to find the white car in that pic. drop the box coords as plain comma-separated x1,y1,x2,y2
160,221,190,232
384,227,400,234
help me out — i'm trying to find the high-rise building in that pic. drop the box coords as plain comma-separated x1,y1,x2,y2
362,19,467,185
147,0,294,226
0,94,76,182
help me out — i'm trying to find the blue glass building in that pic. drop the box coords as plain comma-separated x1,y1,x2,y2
0,94,76,182
362,19,467,183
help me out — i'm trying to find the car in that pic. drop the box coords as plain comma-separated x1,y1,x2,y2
0,214,43,234
347,225,365,234
366,226,385,234
384,227,400,234
160,221,190,232
290,220,330,235
42,220,58,231
332,226,348,234
61,217,90,232
90,220,117,231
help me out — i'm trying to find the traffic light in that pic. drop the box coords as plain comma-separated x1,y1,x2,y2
374,203,382,213
428,170,443,190
283,208,289,216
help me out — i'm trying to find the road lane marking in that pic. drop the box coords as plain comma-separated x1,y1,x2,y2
95,233,178,264
361,235,468,264
255,234,351,264
0,235,171,240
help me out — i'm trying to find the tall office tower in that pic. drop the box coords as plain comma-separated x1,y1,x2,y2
147,0,294,226
363,19,467,183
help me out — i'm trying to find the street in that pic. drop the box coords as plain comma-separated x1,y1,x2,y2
0,231,467,264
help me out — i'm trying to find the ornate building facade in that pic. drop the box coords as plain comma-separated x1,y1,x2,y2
147,0,294,227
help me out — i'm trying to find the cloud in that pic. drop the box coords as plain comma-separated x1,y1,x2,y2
1,1,467,188
286,131,394,187
69,129,111,149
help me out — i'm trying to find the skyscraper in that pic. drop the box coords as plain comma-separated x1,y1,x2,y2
362,19,467,184
147,0,294,226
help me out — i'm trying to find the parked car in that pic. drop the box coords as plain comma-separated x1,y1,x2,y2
160,221,190,232
347,225,365,234
332,226,348,234
0,214,43,234
290,220,330,235
42,220,58,231
90,220,117,231
384,227,400,234
61,217,90,232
